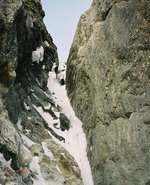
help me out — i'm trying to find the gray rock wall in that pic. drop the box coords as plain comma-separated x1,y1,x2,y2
66,0,150,184
0,1,83,184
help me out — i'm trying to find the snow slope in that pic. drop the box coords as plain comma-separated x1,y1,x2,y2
43,63,94,185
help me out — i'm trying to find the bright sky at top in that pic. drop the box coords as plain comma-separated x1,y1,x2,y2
41,0,92,62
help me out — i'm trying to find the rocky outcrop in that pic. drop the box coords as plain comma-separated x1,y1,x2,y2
66,0,150,184
59,113,71,131
0,0,82,184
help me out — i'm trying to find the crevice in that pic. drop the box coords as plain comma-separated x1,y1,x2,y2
102,7,112,21
101,0,129,21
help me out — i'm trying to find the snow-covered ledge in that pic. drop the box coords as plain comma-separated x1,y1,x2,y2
32,46,44,63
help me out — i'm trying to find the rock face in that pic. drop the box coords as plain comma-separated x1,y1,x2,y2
0,0,82,184
66,0,150,184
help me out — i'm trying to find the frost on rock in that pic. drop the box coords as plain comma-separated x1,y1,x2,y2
32,46,44,63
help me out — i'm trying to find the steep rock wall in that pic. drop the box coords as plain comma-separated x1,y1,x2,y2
66,0,150,184
0,1,82,184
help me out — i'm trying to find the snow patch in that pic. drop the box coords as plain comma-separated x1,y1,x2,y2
32,46,44,63
34,106,58,127
55,165,62,174
16,118,22,131
44,40,49,47
21,134,35,147
24,102,30,110
28,117,32,120
30,156,47,185
32,93,38,99
42,142,54,158
0,153,12,168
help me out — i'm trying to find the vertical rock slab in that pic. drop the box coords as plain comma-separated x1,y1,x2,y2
66,0,150,184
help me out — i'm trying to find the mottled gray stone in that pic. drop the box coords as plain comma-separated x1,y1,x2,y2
66,0,150,184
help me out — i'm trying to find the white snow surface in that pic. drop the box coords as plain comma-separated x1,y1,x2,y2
36,64,93,185
32,46,44,63
30,156,47,185
21,134,35,147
